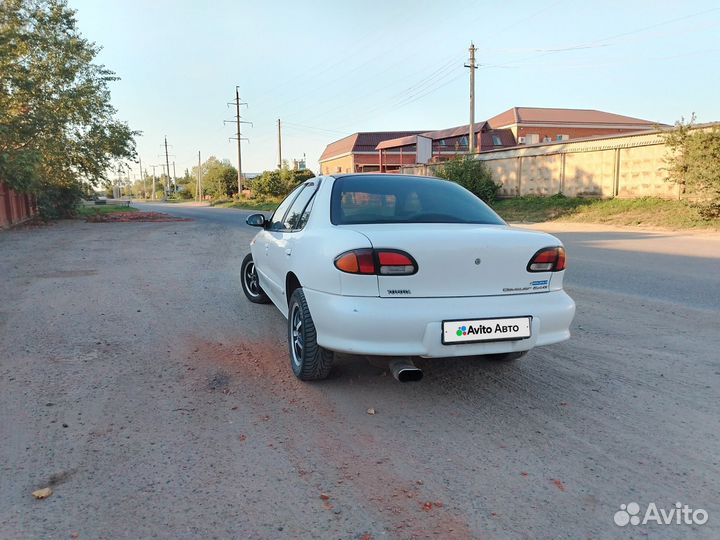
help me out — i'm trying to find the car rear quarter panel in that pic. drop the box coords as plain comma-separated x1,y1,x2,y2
289,227,376,296
287,177,379,297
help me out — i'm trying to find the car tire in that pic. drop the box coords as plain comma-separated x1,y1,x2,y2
241,253,270,304
484,351,528,361
288,288,334,381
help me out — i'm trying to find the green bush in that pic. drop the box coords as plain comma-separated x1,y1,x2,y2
662,117,720,218
436,156,500,203
36,182,83,220
251,168,315,198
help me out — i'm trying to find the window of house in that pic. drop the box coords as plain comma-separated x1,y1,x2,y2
525,134,540,144
557,134,570,141
492,135,502,146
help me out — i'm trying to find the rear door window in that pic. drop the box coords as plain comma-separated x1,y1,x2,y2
295,193,315,230
283,182,317,231
269,185,304,231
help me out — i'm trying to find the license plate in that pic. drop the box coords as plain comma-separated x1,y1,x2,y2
442,316,532,344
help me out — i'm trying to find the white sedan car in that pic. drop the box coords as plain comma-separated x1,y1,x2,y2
241,174,575,381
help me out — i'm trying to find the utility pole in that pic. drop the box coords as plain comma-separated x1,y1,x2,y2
277,118,282,169
172,161,177,192
151,165,157,200
139,156,145,199
225,87,251,194
196,151,202,202
465,42,478,154
164,136,171,192
234,87,243,193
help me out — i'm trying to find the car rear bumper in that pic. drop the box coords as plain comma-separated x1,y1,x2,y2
303,289,576,357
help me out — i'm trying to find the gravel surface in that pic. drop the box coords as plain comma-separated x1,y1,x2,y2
1,212,718,540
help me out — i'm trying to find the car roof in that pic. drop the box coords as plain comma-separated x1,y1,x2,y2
329,173,442,181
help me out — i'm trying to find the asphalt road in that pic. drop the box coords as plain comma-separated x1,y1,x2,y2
135,201,720,311
1,204,718,540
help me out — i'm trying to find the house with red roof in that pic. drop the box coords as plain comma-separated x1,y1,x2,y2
318,107,660,173
487,107,659,144
319,131,427,175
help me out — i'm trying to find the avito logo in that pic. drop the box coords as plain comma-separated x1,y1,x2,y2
614,502,709,527
456,323,520,337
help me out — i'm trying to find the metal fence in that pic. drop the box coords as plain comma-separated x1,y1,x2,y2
400,128,690,200
0,181,37,229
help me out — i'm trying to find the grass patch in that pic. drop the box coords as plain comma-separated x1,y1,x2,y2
212,197,281,212
492,195,593,222
76,204,138,217
492,195,719,230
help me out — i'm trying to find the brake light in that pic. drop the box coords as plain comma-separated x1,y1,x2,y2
334,248,375,274
334,249,417,275
527,246,566,272
377,251,415,275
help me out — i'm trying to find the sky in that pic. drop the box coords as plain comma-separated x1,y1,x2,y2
68,0,720,179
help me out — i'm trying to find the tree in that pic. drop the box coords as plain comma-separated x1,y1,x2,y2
188,156,238,199
0,0,137,218
204,159,238,198
662,115,720,218
436,156,500,203
251,166,316,198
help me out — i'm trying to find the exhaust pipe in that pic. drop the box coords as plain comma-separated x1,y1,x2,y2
389,358,423,382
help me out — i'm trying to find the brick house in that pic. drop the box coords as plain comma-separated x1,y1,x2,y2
376,122,516,169
319,131,426,175
318,107,661,172
487,107,659,144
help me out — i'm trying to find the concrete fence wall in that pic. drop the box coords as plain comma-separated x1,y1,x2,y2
0,181,37,229
401,130,684,199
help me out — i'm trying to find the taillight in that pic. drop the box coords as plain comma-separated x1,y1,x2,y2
334,249,417,275
377,251,416,275
527,246,566,272
334,248,375,274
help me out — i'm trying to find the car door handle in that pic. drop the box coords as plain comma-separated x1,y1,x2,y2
285,249,292,256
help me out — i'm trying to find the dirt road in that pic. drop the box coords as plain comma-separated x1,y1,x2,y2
1,211,718,540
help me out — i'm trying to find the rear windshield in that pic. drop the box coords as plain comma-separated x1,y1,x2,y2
330,175,505,225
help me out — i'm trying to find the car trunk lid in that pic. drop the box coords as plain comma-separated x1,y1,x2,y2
342,224,557,298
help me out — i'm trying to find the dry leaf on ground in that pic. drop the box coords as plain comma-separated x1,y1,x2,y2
32,487,52,499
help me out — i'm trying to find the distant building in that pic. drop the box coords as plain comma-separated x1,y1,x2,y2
292,155,307,171
319,131,427,175
377,122,515,168
318,107,662,173
487,107,659,144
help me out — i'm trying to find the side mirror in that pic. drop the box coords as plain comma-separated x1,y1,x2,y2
246,213,267,228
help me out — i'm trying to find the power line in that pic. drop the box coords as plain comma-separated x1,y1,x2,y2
480,7,720,71
254,3,460,114
295,5,720,134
